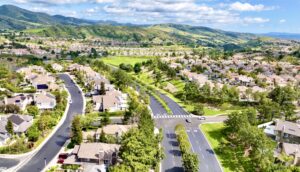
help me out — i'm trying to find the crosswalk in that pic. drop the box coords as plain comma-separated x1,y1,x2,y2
153,115,193,119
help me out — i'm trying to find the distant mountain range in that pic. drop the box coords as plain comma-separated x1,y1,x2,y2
2,4,297,49
263,32,300,41
0,4,123,30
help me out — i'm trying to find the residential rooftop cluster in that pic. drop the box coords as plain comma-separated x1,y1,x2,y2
163,52,300,101
0,65,61,146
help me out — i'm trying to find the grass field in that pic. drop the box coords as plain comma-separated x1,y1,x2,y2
134,71,238,116
102,56,154,66
200,123,247,172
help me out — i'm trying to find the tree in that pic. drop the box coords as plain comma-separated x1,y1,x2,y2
134,63,142,73
244,108,257,125
258,100,280,122
184,81,200,101
27,125,40,142
38,114,55,136
225,112,249,133
113,70,131,90
182,152,199,172
99,129,106,142
268,86,296,119
101,112,111,126
5,120,14,135
5,104,20,113
154,70,162,85
99,82,106,95
193,103,204,116
26,105,39,117
110,164,132,172
71,116,82,145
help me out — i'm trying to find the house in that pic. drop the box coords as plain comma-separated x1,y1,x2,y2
52,63,63,72
29,74,56,91
34,92,56,110
0,133,9,146
64,143,120,166
17,65,46,76
0,114,33,135
1,94,33,111
282,143,300,166
96,124,135,138
83,124,135,142
92,90,128,112
274,120,300,144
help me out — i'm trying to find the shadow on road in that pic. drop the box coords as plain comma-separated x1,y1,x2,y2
169,150,181,156
169,140,179,147
166,133,176,139
206,149,215,154
165,167,184,172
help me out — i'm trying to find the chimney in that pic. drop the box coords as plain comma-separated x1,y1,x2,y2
98,148,105,164
4,97,7,105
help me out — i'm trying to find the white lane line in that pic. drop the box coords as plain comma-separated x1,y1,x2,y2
186,128,196,153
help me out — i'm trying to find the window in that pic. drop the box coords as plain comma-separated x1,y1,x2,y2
104,160,109,164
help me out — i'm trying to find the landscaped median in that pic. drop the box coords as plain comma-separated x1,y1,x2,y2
133,77,172,114
175,124,199,172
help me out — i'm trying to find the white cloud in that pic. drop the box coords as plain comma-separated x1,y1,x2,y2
279,19,286,23
102,0,241,25
243,17,270,24
95,0,116,3
230,2,269,11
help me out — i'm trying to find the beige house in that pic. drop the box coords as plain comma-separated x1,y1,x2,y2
274,120,300,144
92,90,128,112
29,74,56,90
34,92,56,110
282,143,300,166
83,124,135,141
1,94,33,111
64,143,120,166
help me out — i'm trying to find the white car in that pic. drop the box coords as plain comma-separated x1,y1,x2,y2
198,116,206,120
69,99,72,104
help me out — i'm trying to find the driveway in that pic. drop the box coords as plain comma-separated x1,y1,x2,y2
17,74,84,172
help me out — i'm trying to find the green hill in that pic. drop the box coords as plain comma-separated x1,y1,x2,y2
24,24,260,48
0,5,107,30
0,4,270,49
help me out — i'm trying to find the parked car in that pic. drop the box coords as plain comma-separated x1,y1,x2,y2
57,158,64,164
186,118,192,123
198,116,206,120
58,153,68,159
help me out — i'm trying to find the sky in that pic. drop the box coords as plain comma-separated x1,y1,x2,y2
0,0,299,34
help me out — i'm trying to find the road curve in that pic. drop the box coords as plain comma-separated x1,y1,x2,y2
17,74,84,172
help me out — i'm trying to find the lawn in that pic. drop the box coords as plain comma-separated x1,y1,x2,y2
200,123,248,172
134,71,238,116
101,56,154,67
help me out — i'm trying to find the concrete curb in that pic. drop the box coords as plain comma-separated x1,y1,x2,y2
6,75,72,172
199,123,224,172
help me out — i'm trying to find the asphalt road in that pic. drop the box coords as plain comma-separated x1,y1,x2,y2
17,74,84,172
0,158,19,171
186,125,223,172
157,92,188,116
150,95,167,116
150,92,224,172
